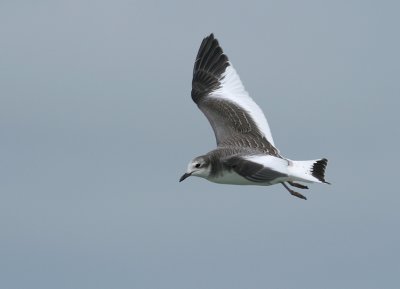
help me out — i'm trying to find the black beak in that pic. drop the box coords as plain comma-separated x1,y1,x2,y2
179,172,192,182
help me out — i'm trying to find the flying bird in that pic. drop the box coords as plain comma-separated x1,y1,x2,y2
179,34,329,200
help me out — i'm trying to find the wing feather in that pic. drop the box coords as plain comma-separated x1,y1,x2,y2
191,34,277,152
224,155,288,183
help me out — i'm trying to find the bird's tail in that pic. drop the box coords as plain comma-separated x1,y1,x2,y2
288,158,330,184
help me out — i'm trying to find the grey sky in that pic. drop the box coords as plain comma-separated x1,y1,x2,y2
1,1,399,288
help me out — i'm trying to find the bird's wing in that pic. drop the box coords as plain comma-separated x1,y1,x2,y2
191,34,278,155
224,155,288,183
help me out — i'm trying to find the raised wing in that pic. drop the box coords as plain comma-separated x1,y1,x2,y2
191,34,278,155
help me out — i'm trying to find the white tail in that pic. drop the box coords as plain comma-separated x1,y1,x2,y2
288,158,329,184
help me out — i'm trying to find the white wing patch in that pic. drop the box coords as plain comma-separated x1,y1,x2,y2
210,64,276,146
244,155,323,184
244,155,289,175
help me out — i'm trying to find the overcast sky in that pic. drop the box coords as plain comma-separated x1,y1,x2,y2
1,1,399,289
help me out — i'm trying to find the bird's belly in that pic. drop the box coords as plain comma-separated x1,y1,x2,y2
208,170,273,186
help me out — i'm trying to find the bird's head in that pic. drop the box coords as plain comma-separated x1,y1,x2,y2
179,156,211,182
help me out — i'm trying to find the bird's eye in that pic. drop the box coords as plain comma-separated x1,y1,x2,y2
195,163,201,168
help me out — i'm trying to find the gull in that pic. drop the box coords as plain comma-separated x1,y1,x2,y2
179,34,329,200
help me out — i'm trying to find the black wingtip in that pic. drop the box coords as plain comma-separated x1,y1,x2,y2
206,33,215,39
311,158,330,184
191,33,230,103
